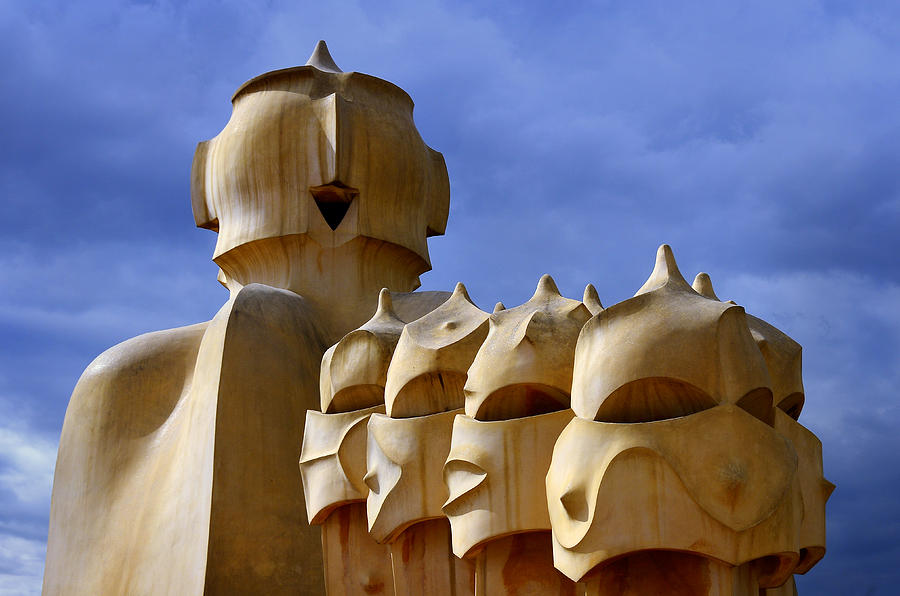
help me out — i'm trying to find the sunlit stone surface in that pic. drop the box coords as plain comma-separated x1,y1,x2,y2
44,40,830,596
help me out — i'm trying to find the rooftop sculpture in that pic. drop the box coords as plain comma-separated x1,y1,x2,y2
44,41,831,595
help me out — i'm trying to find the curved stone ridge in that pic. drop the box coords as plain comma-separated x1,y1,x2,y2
303,242,831,594
572,244,773,424
43,39,830,596
385,282,490,418
464,274,592,421
193,39,450,293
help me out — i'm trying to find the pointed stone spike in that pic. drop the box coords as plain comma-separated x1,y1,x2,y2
583,283,604,314
634,244,690,296
305,40,343,73
692,272,721,301
493,301,506,313
375,287,393,315
360,287,404,332
451,281,473,303
534,274,561,298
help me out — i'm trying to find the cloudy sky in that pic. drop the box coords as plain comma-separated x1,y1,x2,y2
1,0,898,593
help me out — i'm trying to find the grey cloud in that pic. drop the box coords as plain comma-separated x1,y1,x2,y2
1,0,898,593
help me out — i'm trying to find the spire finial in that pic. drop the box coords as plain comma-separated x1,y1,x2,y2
451,282,474,303
376,287,393,314
306,40,343,73
692,272,721,301
583,283,604,314
634,244,690,296
534,274,561,298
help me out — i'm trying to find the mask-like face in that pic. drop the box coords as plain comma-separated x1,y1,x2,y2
191,51,449,271
364,410,458,543
572,245,773,424
385,283,489,418
464,275,591,420
546,406,799,582
747,314,804,418
299,406,382,524
692,272,805,419
320,289,405,413
442,409,573,558
773,409,834,573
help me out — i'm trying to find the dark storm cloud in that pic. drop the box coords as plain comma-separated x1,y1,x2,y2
0,1,897,593
725,271,900,594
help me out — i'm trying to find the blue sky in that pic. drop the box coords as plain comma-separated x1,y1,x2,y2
1,1,898,593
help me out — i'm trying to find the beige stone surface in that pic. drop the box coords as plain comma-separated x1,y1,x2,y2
320,289,406,413
45,285,332,594
317,284,484,595
572,245,773,424
692,272,806,419
44,39,830,596
546,406,801,582
464,274,592,420
44,41,450,595
773,409,834,574
475,532,578,595
310,284,466,595
750,314,805,419
308,409,397,596
190,41,450,342
444,276,591,593
321,502,396,595
318,289,453,415
364,406,476,595
443,409,577,595
385,282,489,418
388,518,475,596
443,409,573,558
192,42,449,277
300,405,384,524
582,283,604,315
365,409,459,543
44,321,213,596
580,551,799,596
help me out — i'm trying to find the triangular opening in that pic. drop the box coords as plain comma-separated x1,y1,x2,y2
316,201,352,231
310,182,358,231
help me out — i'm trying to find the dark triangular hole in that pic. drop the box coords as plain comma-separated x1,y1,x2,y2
310,182,358,231
316,201,352,231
